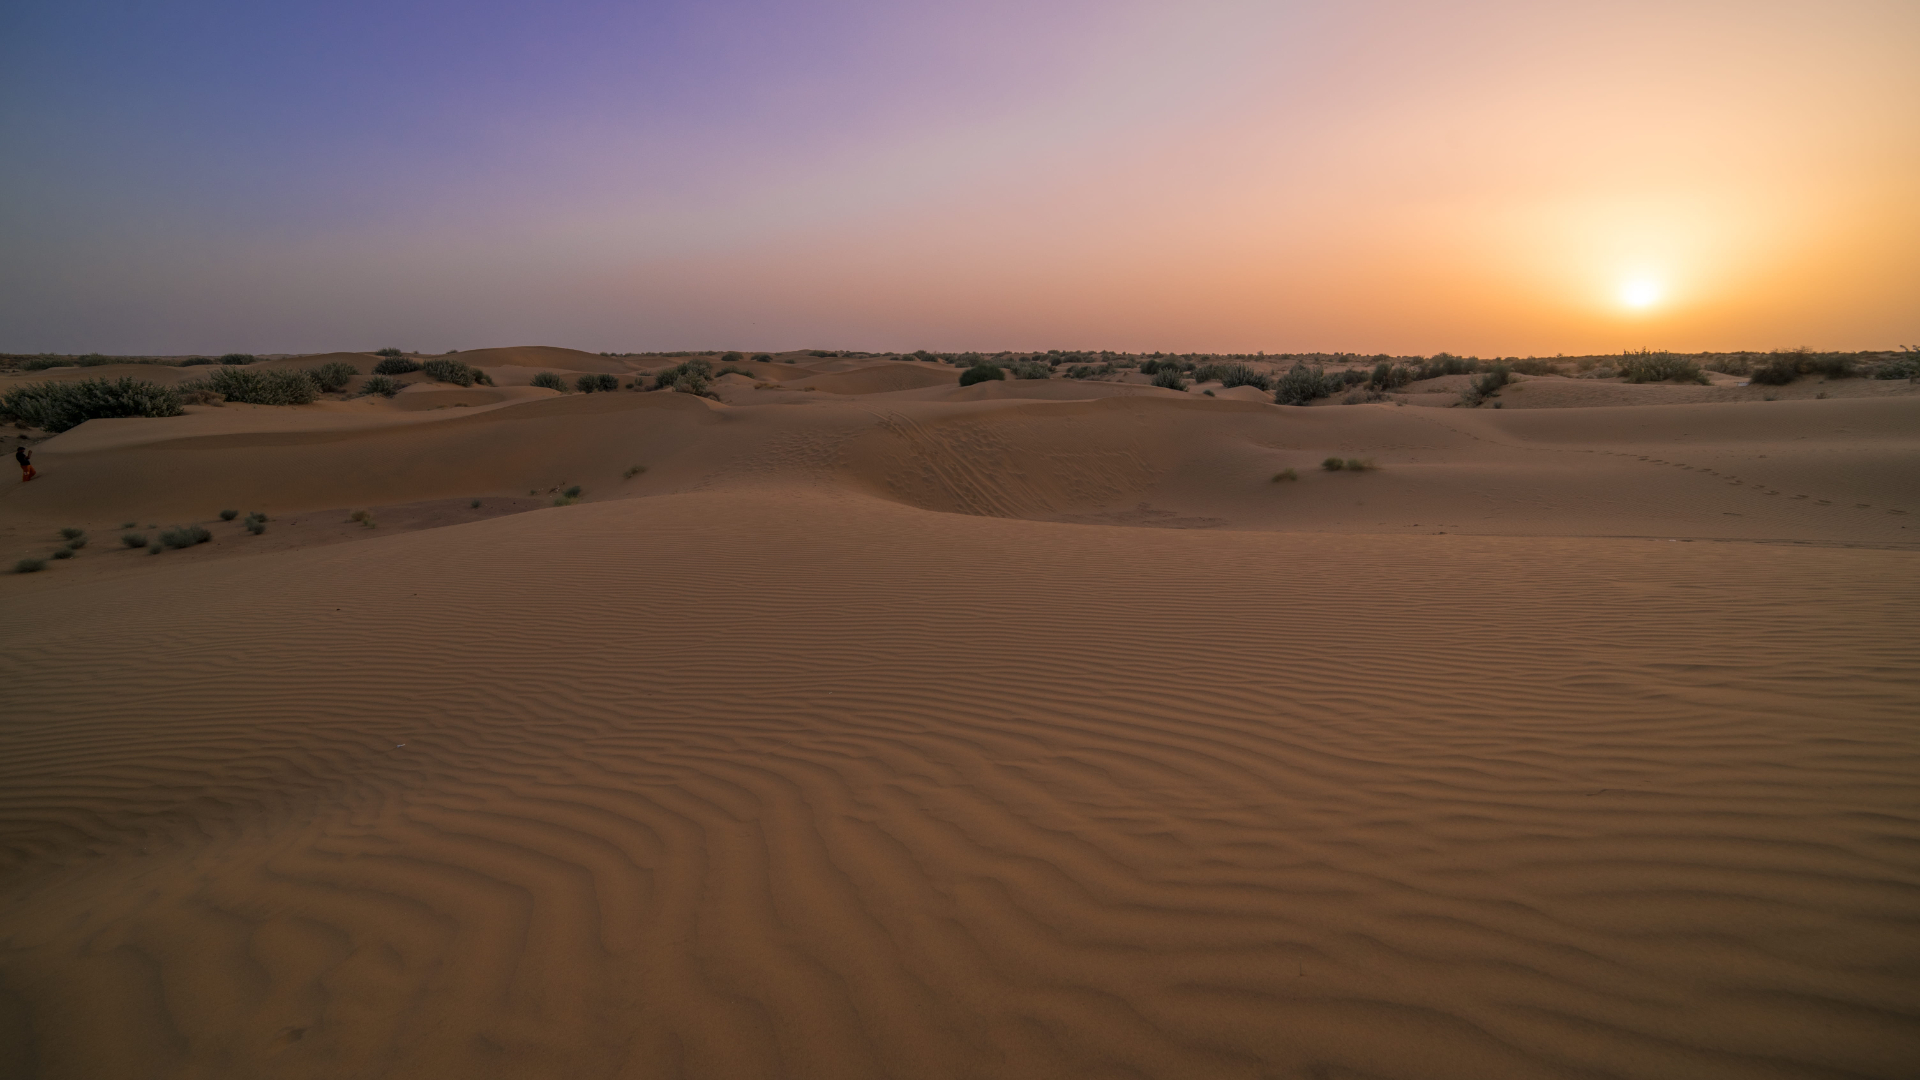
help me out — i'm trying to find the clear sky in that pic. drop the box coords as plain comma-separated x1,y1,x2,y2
2,1,1915,356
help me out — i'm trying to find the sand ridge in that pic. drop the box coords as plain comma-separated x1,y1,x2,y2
1,353,1917,1079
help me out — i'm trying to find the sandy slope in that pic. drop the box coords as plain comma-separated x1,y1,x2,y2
2,361,1917,1079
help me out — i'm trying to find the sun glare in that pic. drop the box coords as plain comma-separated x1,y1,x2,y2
1619,278,1663,310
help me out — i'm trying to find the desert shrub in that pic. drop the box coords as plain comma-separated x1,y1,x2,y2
1619,350,1709,384
421,358,487,386
358,374,400,398
1344,458,1376,471
148,542,162,553
1010,361,1050,380
623,465,646,479
722,351,744,362
958,364,1006,387
373,356,420,375
1466,363,1512,401
218,353,258,365
121,532,146,548
1874,349,1920,380
563,485,582,498
65,536,87,550
15,557,46,573
529,371,567,391
308,361,358,392
60,527,83,540
1508,358,1559,376
52,548,73,560
216,509,237,521
1271,468,1298,482
179,357,216,367
752,353,772,362
159,525,211,549
1150,369,1187,391
246,519,265,535
194,367,318,406
1275,364,1335,406
1322,457,1345,471
1804,352,1856,379
1419,354,1478,379
577,373,611,393
1219,365,1270,390
375,347,404,357
652,358,715,395
1336,369,1369,386
1,378,185,432
805,349,837,357
1368,362,1414,391
120,521,136,528
1703,356,1754,377
1749,353,1801,385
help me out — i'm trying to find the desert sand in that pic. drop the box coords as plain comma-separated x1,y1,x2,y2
2,352,1917,1079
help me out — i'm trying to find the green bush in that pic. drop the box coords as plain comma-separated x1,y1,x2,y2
1419,354,1479,379
246,519,265,535
530,371,567,391
624,465,646,479
1344,458,1376,471
15,557,46,573
1010,361,1050,380
1,378,185,432
421,358,489,386
148,543,162,554
191,366,317,405
1508,358,1559,376
752,353,772,362
60,527,84,540
958,364,1005,387
1272,468,1298,482
218,353,258,365
1275,364,1335,406
159,525,211,549
1151,369,1187,391
65,536,87,550
1749,353,1801,385
721,351,744,362
1463,365,1511,405
122,532,147,548
577,373,619,393
652,358,714,395
373,356,420,375
375,347,404,358
219,509,238,521
1322,457,1345,471
52,548,74,560
179,357,216,367
308,361,358,392
1214,364,1271,390
359,374,400,397
1368,362,1414,391
1874,350,1920,380
1619,350,1709,384
563,485,582,498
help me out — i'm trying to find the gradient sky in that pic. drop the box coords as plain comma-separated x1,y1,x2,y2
2,0,1915,355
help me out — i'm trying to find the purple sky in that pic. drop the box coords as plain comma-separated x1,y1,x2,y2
3,1,1915,354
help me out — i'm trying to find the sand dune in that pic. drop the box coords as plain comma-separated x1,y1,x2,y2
2,356,1917,1079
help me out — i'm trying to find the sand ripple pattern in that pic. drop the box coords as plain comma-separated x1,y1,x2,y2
2,492,1917,1079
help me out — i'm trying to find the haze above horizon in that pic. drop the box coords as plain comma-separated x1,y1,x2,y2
2,0,1914,356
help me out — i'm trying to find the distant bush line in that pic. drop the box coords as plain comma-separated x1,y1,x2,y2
0,378,185,432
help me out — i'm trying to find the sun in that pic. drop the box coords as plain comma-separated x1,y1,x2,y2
1619,277,1663,310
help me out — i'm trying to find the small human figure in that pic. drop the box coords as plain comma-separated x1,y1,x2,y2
15,444,34,482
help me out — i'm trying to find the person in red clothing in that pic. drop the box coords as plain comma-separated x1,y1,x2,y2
15,444,34,481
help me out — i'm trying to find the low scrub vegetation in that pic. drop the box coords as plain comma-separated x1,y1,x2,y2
307,361,358,392
359,374,400,397
1275,364,1336,406
529,371,567,391
15,557,46,573
219,509,238,521
958,364,1006,387
1271,468,1298,482
373,356,420,375
52,548,74,560
375,347,405,357
421,358,490,386
1150,368,1187,391
122,532,147,548
1876,347,1920,380
1461,364,1512,406
1619,349,1710,384
0,378,185,432
1009,360,1050,380
651,358,715,396
159,525,212,549
624,465,647,479
577,373,620,393
192,367,318,405
218,354,258,366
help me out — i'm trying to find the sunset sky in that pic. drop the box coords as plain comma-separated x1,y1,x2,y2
2,0,1915,356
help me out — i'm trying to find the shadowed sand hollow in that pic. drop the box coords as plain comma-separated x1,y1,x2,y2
2,357,1917,1079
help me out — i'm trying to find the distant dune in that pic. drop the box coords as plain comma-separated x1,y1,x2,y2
2,351,1917,1079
